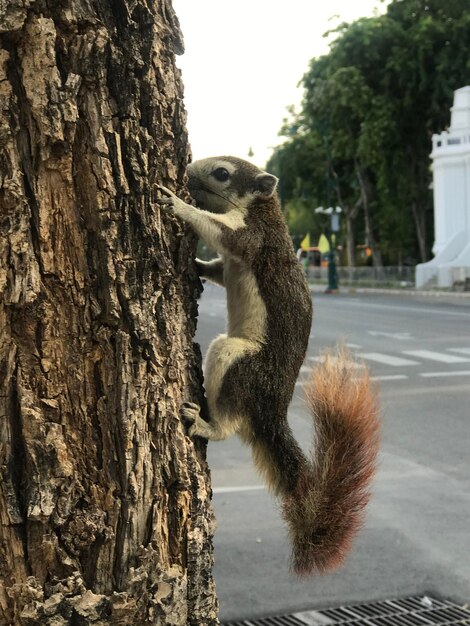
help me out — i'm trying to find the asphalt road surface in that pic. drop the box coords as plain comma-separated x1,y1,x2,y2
194,284,470,622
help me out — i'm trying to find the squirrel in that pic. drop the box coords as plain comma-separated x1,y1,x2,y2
157,156,380,575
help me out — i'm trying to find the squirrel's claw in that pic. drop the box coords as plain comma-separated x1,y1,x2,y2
155,185,177,211
180,401,200,433
155,184,173,197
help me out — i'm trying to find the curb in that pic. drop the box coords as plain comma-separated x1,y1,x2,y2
348,287,470,298
309,284,470,299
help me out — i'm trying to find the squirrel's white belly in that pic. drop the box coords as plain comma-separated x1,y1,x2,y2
224,259,267,344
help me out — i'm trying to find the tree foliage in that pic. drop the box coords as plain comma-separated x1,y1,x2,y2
268,0,470,265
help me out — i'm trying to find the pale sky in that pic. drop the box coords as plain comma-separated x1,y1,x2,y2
173,1,390,167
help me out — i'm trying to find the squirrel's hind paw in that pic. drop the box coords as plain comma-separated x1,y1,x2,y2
180,401,201,434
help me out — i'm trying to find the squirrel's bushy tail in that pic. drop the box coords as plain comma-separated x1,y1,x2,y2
283,348,380,576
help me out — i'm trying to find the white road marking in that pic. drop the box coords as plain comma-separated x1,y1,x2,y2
344,300,470,318
368,331,413,340
346,342,362,349
403,350,470,363
298,348,470,387
213,485,265,494
307,355,363,368
420,370,470,378
298,370,470,384
371,374,409,381
359,352,419,366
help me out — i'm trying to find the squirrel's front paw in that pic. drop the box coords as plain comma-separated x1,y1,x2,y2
155,185,177,212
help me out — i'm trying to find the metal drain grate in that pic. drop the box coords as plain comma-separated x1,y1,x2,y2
222,595,470,626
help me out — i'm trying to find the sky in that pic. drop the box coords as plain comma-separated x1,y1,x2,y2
172,0,390,168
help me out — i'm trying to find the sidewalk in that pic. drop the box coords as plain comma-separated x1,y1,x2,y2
309,282,470,303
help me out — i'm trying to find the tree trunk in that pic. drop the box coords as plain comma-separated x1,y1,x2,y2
411,200,427,264
344,212,355,267
355,165,384,270
329,164,359,267
410,151,430,263
342,196,362,268
0,2,218,625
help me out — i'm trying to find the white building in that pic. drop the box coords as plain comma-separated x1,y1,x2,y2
416,86,470,289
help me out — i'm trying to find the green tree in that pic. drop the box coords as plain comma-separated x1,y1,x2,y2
269,0,470,266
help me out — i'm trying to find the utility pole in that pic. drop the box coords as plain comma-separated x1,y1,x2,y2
315,206,342,293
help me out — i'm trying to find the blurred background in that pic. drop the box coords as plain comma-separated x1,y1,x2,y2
174,0,470,290
173,1,470,622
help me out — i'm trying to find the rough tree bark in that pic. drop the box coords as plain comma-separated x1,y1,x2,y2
0,1,218,624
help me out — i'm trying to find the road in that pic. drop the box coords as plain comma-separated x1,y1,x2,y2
194,284,470,622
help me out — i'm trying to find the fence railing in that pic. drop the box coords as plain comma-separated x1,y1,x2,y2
307,266,415,289
415,265,470,291
308,265,470,290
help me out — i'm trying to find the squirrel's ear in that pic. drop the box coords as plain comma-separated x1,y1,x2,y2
254,173,278,197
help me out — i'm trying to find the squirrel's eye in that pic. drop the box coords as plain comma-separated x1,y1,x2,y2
212,167,230,182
